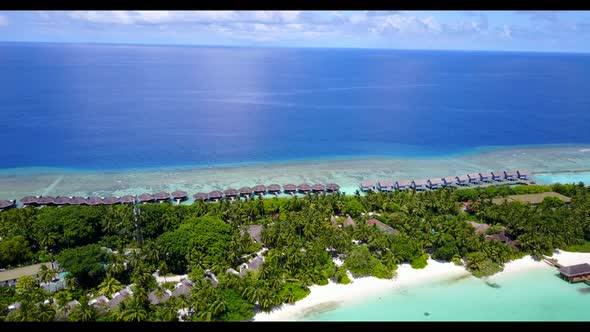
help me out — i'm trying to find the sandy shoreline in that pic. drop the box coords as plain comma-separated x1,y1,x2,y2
253,250,590,321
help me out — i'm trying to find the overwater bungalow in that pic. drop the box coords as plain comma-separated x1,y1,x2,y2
297,183,311,193
360,180,377,192
378,180,394,192
69,197,86,205
38,196,56,206
267,184,281,194
239,186,253,197
455,175,470,186
0,200,15,211
326,183,340,192
223,188,238,199
193,192,209,201
491,171,506,181
20,196,39,207
208,191,224,201
412,179,429,191
283,184,297,193
517,170,529,180
252,185,267,195
311,183,325,192
138,193,155,203
467,173,481,184
395,180,411,191
154,192,171,202
54,196,71,206
171,190,188,202
558,263,590,283
442,177,457,187
87,196,103,206
504,170,518,181
102,197,119,205
479,172,493,183
119,195,136,204
428,178,443,189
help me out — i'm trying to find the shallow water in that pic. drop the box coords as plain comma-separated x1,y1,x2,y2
303,266,590,321
1,144,590,200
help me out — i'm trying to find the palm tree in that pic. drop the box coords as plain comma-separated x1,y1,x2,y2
117,297,148,322
64,273,78,290
97,275,123,297
69,297,97,322
37,303,56,322
107,252,127,277
38,264,58,284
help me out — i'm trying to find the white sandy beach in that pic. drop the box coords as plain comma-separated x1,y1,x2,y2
253,250,590,321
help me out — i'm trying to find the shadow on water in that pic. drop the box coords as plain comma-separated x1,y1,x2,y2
441,273,472,285
578,287,590,294
485,280,501,289
301,301,342,319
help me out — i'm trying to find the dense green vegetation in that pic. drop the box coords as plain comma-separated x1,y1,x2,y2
1,182,589,321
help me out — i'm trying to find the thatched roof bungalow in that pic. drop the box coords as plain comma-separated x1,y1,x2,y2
252,185,267,194
193,192,208,201
153,192,170,202
172,280,194,297
326,183,340,192
491,171,506,181
442,177,457,187
559,263,590,283
517,170,530,180
366,219,399,235
69,197,87,205
102,197,119,205
243,225,264,244
224,188,238,198
360,180,377,192
468,221,491,235
171,190,188,201
119,195,136,204
428,178,443,189
311,184,325,192
137,193,155,203
467,173,481,184
239,186,253,196
378,180,394,192
0,200,16,210
38,196,56,206
283,184,297,193
479,171,493,182
395,180,411,190
267,184,281,193
87,196,103,206
148,289,172,305
412,179,428,191
208,191,224,200
20,196,39,206
504,170,518,181
53,196,71,206
456,175,469,185
343,216,356,227
297,183,311,192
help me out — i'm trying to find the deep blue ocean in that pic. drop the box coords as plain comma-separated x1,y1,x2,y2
1,42,590,170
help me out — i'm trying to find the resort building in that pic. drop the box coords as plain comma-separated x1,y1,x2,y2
207,191,224,202
326,183,340,192
0,262,54,287
154,192,170,202
442,177,457,187
491,192,571,205
343,216,356,227
119,195,136,204
138,193,155,203
171,190,188,202
378,180,394,192
428,178,443,189
148,289,172,305
223,188,238,200
395,180,411,191
283,184,297,194
360,180,377,192
243,225,264,245
0,199,15,211
479,172,493,183
467,221,491,235
267,184,281,195
297,183,311,193
366,219,399,236
193,193,208,201
412,179,429,191
253,185,267,195
467,173,481,184
504,170,518,181
558,263,590,283
239,186,253,197
491,171,506,181
171,280,194,297
455,175,469,186
311,184,326,193
517,170,530,180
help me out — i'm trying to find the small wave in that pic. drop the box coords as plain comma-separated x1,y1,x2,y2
579,149,590,152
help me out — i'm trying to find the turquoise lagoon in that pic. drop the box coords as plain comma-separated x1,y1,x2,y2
303,266,590,321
